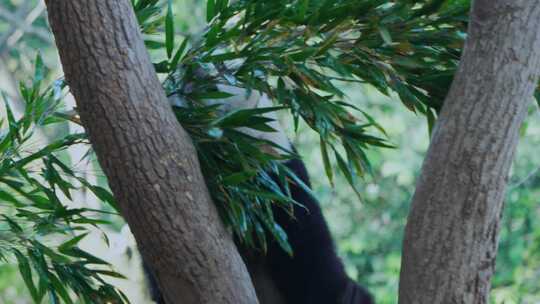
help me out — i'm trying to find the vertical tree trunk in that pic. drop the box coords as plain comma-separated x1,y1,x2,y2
44,1,258,303
399,1,540,303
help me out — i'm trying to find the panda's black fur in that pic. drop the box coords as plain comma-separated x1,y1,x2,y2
259,156,374,304
144,85,374,304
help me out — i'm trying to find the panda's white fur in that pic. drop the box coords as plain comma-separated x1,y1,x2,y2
170,84,292,153
211,85,292,153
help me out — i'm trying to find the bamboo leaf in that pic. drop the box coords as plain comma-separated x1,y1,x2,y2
165,0,175,58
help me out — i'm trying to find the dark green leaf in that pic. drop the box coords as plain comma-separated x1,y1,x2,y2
165,0,174,58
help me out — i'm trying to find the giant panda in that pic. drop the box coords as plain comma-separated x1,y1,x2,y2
145,84,374,304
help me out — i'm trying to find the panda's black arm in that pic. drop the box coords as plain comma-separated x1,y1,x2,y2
265,157,374,304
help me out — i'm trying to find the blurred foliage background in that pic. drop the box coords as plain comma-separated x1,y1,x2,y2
0,0,539,303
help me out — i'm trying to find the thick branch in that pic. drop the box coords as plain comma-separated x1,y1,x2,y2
399,1,540,303
44,1,258,303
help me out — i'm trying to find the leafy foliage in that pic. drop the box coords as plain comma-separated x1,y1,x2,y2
0,57,127,304
131,0,469,250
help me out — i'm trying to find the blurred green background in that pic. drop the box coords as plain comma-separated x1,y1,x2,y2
0,0,539,303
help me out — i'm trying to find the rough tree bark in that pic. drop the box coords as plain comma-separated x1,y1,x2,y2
399,1,540,303
45,1,259,303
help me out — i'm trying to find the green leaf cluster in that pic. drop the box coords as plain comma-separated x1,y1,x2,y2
131,0,469,251
0,56,127,304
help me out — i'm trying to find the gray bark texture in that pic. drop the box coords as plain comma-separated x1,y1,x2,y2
44,1,259,303
399,1,540,303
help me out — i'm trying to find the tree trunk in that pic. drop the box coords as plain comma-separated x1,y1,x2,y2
44,1,259,303
399,1,540,303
